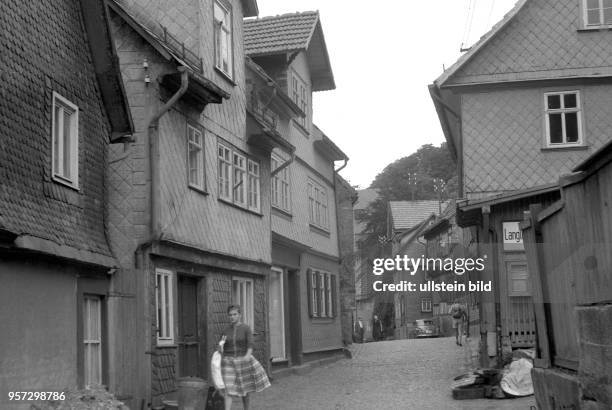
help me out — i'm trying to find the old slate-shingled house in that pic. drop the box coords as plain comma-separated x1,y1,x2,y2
244,11,350,369
0,0,133,402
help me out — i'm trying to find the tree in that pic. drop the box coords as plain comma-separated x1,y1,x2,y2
357,143,457,250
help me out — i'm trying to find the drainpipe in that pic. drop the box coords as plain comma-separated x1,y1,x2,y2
335,159,348,174
148,66,189,240
270,153,295,177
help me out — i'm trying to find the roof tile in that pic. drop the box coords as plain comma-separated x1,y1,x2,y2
244,11,319,56
389,200,449,232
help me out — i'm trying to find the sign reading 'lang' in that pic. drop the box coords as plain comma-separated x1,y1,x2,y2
503,221,524,251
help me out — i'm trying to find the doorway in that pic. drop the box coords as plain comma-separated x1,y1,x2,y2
269,267,286,361
178,275,200,377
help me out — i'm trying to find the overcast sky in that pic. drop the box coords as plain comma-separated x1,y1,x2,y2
255,0,517,188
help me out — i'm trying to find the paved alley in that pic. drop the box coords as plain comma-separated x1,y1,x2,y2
249,337,536,410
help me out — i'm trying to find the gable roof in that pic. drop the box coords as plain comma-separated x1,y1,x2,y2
244,11,335,91
434,0,528,88
388,200,448,233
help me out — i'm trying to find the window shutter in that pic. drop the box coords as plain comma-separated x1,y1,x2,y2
331,275,337,317
306,269,313,317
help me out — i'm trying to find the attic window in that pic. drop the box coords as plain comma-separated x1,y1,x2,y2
584,0,612,27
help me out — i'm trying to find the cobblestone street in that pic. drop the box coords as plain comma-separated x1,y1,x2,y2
249,337,536,410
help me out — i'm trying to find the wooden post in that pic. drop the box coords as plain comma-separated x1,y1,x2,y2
521,204,551,368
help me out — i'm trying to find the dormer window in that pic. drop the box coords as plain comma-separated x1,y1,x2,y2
214,0,232,78
583,0,612,27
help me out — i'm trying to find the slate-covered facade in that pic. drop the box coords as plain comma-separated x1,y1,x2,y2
0,0,132,404
244,11,349,368
430,0,612,374
105,0,268,407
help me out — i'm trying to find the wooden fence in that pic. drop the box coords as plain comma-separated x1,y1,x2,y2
522,145,612,370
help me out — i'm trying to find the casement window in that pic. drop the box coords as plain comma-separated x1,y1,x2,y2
247,160,260,212
271,154,291,212
291,71,308,129
232,278,254,327
218,143,232,200
232,152,246,206
544,91,583,147
218,142,261,212
214,0,232,77
307,269,336,318
307,179,329,230
421,298,433,313
187,125,205,190
83,295,102,387
52,92,79,189
583,0,612,27
156,269,174,345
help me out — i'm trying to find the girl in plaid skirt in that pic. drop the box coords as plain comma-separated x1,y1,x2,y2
219,305,270,410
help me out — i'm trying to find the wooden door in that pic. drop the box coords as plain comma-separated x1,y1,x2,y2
178,276,200,377
269,267,286,361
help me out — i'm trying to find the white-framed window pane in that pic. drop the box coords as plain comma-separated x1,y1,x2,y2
233,153,246,205
232,278,254,327
218,144,232,200
326,274,332,318
187,125,204,189
545,91,582,146
247,159,260,212
548,114,563,143
52,92,78,187
156,269,174,345
311,271,318,316
319,273,326,317
214,1,232,76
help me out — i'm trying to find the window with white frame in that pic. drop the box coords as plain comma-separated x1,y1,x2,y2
83,295,102,387
214,0,232,77
291,70,308,129
421,298,432,313
187,125,204,190
52,92,79,188
218,143,232,200
217,142,260,212
308,269,335,318
307,179,329,230
544,91,583,147
232,278,254,327
232,152,246,206
247,160,260,212
583,0,612,27
271,154,291,213
156,269,174,345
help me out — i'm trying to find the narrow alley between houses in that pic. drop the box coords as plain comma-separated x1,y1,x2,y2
250,337,535,410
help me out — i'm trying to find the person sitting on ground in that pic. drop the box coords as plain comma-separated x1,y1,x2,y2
449,302,467,346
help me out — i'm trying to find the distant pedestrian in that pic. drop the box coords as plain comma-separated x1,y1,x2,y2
354,317,365,343
372,315,384,341
218,305,270,410
449,303,467,346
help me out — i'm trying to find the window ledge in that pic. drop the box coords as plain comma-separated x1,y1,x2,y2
541,145,589,152
188,185,209,196
156,343,178,348
218,197,263,217
214,66,236,86
272,206,293,219
53,175,79,191
309,223,330,237
292,119,310,137
309,317,335,324
577,26,612,32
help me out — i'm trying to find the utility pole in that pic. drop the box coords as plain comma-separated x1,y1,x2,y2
433,178,446,214
407,172,417,201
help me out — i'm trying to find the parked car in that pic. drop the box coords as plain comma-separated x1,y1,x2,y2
414,318,440,338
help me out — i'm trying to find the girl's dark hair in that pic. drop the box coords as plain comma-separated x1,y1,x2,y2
227,304,241,314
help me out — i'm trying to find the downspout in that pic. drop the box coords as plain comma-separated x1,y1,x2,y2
335,159,348,174
148,66,189,240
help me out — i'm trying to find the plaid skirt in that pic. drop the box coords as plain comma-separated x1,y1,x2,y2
221,355,271,397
